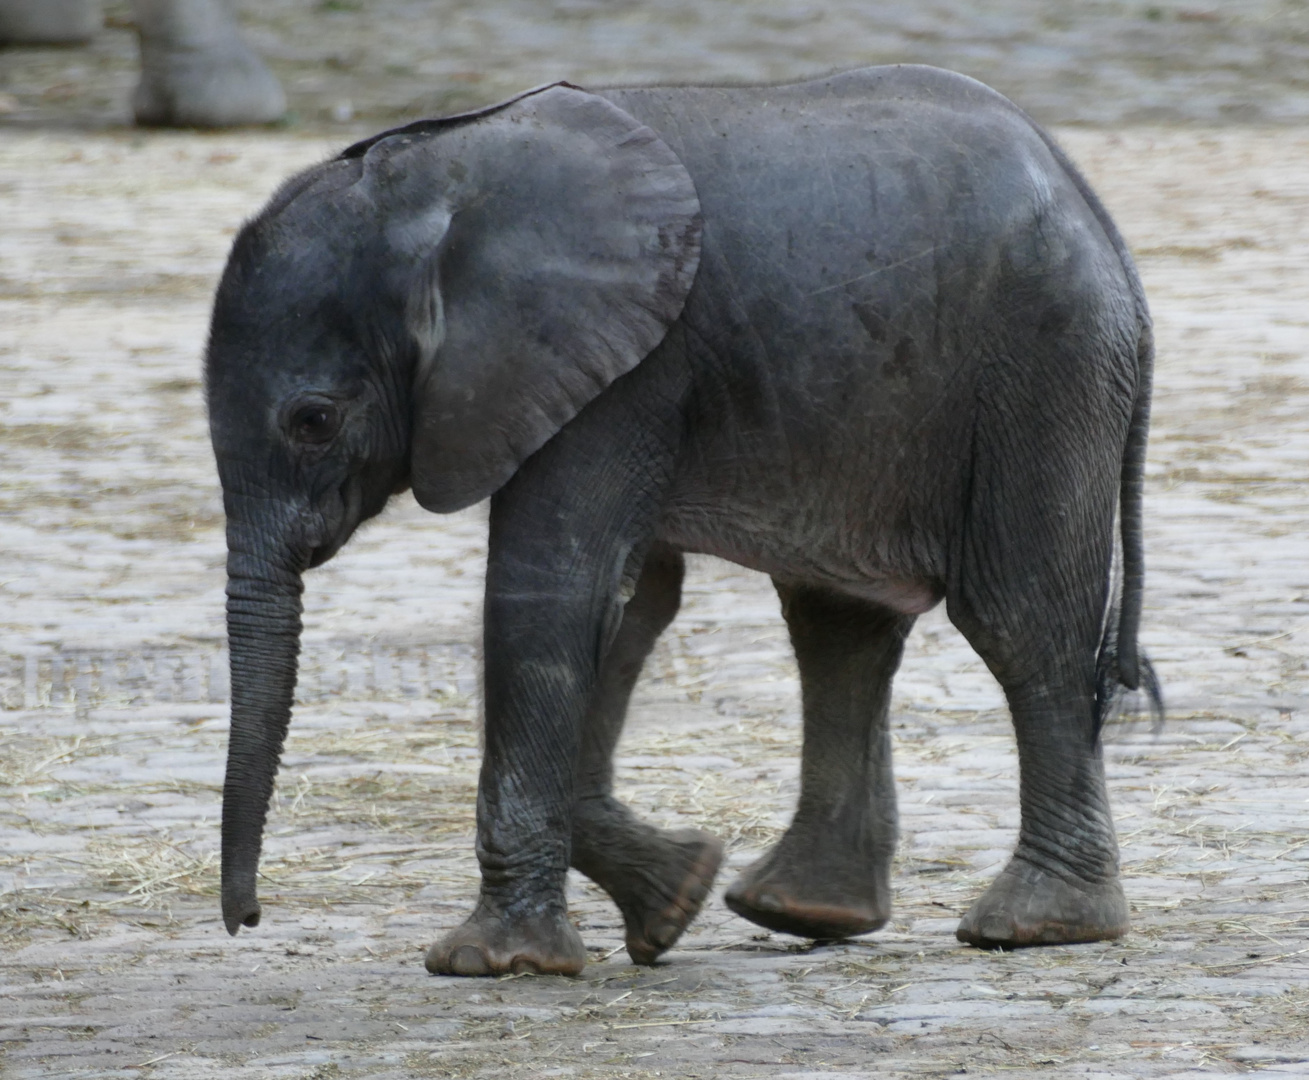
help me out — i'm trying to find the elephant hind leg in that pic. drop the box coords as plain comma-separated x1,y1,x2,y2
726,584,910,940
947,458,1128,949
570,544,724,965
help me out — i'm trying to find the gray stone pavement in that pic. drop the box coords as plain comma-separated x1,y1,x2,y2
1,121,1308,1076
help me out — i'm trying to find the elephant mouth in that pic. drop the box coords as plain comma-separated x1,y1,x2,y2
307,536,344,569
306,477,363,568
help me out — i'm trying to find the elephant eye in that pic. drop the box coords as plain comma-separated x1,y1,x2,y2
289,402,341,444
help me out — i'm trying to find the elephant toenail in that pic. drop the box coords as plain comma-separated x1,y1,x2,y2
450,945,491,976
510,956,541,975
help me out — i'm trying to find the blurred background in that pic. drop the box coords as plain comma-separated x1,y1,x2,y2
2,0,1308,131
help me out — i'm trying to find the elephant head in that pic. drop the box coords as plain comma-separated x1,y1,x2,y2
205,84,701,935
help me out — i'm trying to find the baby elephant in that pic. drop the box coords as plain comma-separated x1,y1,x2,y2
206,65,1158,976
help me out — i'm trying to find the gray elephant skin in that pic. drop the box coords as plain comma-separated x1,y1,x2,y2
205,65,1159,977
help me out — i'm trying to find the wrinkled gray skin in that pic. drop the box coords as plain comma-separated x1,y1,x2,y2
0,0,284,127
205,66,1159,977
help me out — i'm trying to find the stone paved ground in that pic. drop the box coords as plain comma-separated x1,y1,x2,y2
3,53,1309,1080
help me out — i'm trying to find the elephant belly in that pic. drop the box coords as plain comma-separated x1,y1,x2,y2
657,510,945,616
821,576,944,615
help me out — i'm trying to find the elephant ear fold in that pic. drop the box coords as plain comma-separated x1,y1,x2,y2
398,85,702,513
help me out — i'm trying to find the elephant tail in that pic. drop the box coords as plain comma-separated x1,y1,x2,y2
1095,323,1163,736
1115,323,1152,694
1024,122,1162,735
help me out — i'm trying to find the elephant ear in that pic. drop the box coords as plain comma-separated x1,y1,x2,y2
362,84,702,513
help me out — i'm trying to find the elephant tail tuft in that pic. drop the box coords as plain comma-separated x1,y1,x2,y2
1095,596,1164,740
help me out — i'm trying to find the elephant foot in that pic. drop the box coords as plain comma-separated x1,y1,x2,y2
425,904,587,977
133,50,286,128
132,0,285,128
956,857,1129,948
724,831,892,940
573,799,724,964
615,829,723,965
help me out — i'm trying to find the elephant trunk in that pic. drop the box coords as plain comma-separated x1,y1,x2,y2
220,513,306,936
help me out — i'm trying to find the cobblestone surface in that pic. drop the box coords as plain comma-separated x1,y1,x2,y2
2,113,1309,1080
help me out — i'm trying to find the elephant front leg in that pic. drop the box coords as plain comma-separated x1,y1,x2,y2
726,584,912,939
424,616,591,974
569,544,723,965
425,435,682,976
423,591,592,975
425,540,611,976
